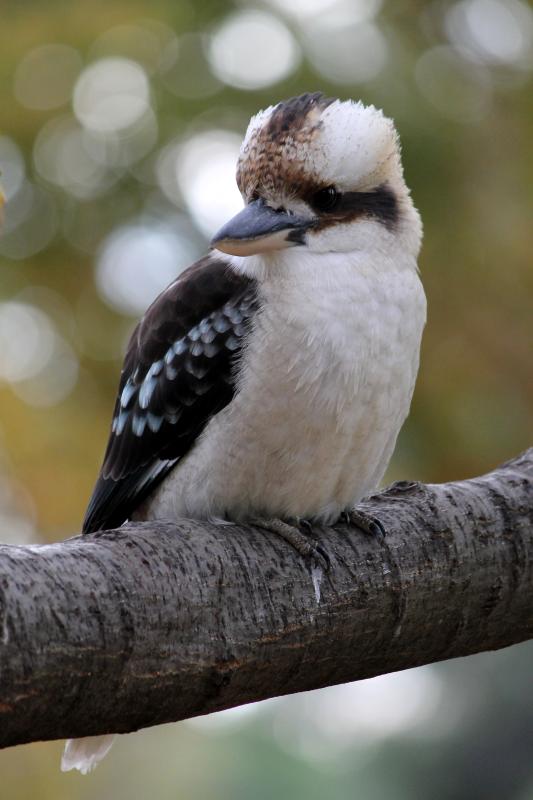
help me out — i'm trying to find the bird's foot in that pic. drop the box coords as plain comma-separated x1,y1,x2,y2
341,508,386,538
249,516,330,571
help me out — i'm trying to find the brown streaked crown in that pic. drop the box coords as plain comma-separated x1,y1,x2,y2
236,93,335,203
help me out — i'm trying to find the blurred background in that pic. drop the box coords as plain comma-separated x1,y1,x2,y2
0,0,532,797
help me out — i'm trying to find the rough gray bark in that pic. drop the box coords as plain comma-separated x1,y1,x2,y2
0,449,532,749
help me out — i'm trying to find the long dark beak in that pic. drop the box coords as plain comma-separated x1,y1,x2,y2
211,198,310,256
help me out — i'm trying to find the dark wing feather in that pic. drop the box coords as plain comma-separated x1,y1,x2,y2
83,255,259,533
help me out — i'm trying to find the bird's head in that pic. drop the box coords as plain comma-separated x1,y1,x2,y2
211,93,421,262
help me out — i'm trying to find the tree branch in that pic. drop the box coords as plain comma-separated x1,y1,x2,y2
0,450,532,749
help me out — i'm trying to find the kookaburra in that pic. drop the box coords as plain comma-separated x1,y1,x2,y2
62,92,426,773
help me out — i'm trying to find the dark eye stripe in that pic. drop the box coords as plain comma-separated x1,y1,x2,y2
311,186,340,213
308,183,398,231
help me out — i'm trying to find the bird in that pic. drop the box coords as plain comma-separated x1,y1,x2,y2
61,92,426,773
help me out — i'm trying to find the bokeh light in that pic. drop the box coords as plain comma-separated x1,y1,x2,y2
0,301,78,406
89,21,176,74
445,0,533,68
414,45,492,122
0,136,25,201
160,33,222,99
175,129,243,237
33,115,118,199
296,669,443,743
207,10,301,90
188,667,445,755
0,302,56,383
303,18,387,84
96,219,201,316
86,108,158,168
0,182,57,259
73,57,151,133
267,0,383,22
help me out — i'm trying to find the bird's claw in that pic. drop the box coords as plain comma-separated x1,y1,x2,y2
342,508,386,538
249,516,330,571
309,542,330,572
297,519,330,570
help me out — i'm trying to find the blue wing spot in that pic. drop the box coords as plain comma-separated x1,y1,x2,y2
120,379,137,409
172,338,187,356
201,327,217,344
226,335,240,351
139,374,158,409
190,342,204,357
147,413,163,433
112,409,129,435
132,414,147,436
203,342,220,358
213,316,230,334
225,306,243,325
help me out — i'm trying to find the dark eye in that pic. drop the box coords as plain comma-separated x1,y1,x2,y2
311,186,340,213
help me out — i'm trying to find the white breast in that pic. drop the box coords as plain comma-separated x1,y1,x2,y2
137,250,426,525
